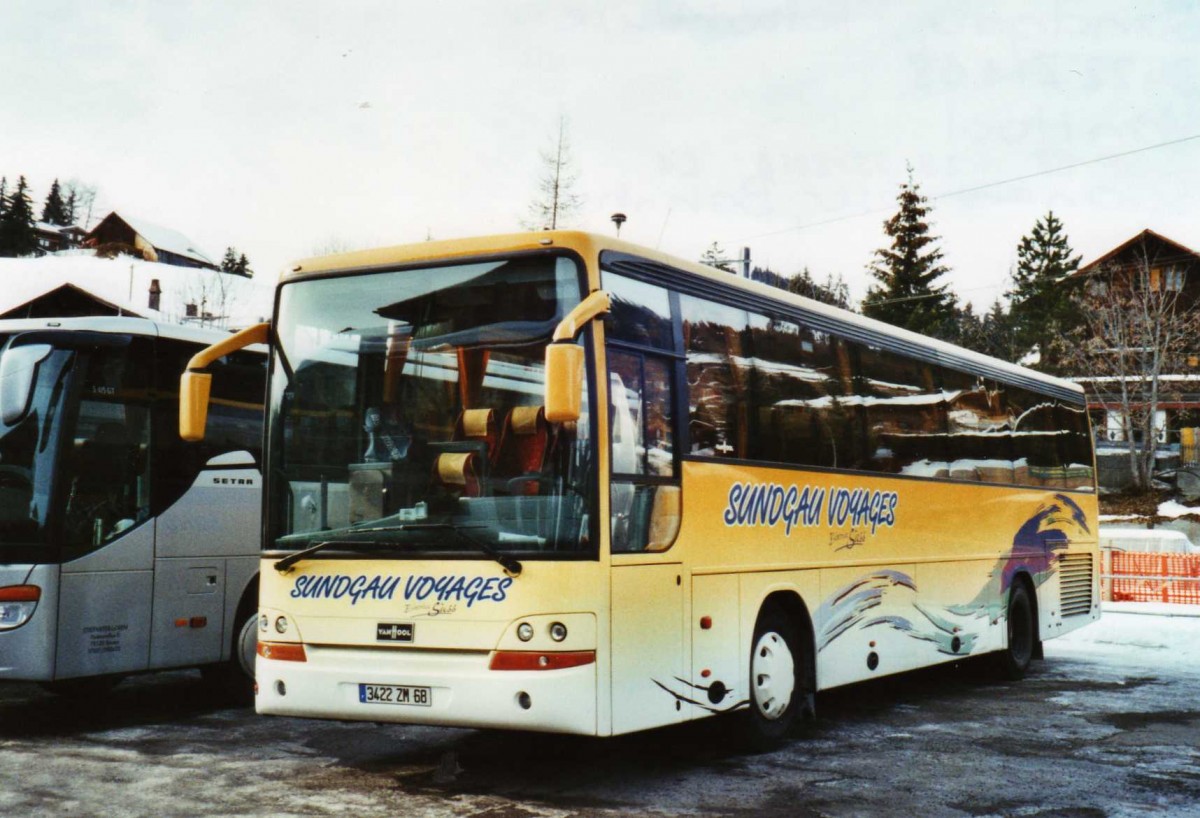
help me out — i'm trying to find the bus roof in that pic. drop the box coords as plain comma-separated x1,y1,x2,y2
0,315,262,349
284,230,1083,399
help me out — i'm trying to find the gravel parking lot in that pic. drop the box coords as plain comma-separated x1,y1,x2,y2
2,608,1198,818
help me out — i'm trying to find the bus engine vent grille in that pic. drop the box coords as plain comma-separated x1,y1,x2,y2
1059,553,1093,617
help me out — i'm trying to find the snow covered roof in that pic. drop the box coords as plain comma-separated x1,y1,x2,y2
97,212,217,267
35,221,82,233
0,254,272,329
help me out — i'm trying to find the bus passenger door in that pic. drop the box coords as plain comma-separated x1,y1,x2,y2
55,351,156,679
606,350,686,733
611,559,685,733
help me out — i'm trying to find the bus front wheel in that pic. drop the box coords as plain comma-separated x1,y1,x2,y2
740,607,801,750
201,612,257,702
995,581,1035,680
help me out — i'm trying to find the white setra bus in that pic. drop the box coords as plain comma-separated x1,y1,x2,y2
0,317,265,695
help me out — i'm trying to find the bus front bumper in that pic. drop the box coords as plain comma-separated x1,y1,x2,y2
256,644,598,735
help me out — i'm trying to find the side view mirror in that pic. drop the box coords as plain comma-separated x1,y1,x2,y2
179,322,270,442
544,291,610,424
0,343,52,426
179,370,213,442
545,344,584,423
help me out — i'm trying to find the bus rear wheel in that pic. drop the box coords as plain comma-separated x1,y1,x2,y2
740,607,801,750
995,581,1035,680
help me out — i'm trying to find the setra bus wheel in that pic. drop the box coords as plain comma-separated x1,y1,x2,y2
201,611,257,702
994,580,1035,680
740,607,801,750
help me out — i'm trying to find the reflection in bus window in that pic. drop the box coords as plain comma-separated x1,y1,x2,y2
681,296,751,458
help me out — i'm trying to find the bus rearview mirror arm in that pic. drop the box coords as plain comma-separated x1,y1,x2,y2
545,291,610,424
180,322,270,442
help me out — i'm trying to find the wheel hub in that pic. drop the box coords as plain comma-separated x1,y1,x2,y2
751,630,795,720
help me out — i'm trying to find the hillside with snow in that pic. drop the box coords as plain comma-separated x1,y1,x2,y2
0,252,275,329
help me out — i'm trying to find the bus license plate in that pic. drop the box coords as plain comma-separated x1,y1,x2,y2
355,676,432,705
358,683,432,706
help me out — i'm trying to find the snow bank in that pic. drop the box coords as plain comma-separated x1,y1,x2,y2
1049,606,1200,676
1099,526,1198,553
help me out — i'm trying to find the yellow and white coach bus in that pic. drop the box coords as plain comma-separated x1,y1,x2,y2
181,232,1098,745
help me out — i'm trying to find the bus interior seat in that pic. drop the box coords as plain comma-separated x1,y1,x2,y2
492,405,550,495
433,451,480,498
455,408,497,460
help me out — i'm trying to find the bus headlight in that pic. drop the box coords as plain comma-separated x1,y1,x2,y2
549,622,568,642
275,616,289,634
0,585,40,630
259,615,269,632
516,622,534,642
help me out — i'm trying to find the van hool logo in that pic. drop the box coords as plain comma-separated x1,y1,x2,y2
376,622,414,642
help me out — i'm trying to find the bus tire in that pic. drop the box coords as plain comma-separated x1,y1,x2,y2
740,607,801,750
994,580,1035,680
201,610,257,702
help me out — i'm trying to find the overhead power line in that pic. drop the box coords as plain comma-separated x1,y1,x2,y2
733,132,1200,244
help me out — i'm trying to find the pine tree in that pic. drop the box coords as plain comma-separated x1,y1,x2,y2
699,242,734,273
234,253,253,278
63,189,77,225
981,300,1019,362
0,177,7,223
1007,211,1082,374
221,247,239,273
787,266,852,309
40,178,69,226
862,169,956,337
0,176,39,257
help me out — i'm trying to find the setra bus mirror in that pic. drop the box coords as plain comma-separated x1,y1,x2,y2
545,343,584,423
0,343,52,426
179,369,213,442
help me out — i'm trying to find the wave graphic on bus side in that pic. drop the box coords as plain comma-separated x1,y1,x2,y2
815,494,1092,658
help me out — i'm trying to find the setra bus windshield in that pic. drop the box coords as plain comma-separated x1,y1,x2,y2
0,336,74,553
266,253,596,559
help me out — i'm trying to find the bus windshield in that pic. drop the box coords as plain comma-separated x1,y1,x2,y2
0,337,74,550
266,254,595,557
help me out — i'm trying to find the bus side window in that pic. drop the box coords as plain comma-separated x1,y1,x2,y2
608,349,678,553
680,295,751,458
61,343,153,551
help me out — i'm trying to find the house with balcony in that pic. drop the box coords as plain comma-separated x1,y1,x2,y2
1066,229,1200,482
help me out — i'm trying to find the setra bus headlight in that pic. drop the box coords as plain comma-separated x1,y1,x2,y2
0,585,40,630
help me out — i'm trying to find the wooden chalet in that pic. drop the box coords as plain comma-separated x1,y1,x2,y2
85,212,218,271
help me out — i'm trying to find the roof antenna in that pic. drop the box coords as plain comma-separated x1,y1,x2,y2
611,212,627,237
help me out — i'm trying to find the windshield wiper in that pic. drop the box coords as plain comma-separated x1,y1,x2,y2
273,539,398,573
272,524,523,577
398,523,523,577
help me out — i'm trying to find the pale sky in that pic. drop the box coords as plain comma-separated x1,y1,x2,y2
3,1,1199,310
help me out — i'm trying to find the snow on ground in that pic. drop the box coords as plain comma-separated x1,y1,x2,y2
1157,499,1200,518
1048,602,1200,676
1099,526,1200,553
